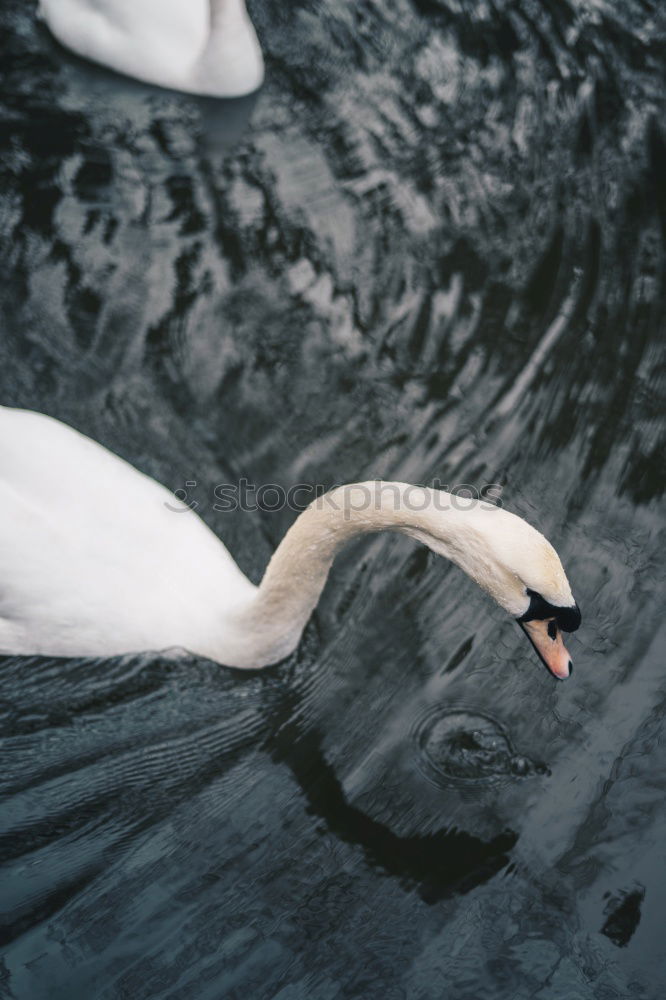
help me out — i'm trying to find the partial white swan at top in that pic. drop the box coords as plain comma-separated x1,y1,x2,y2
39,0,264,98
0,406,581,677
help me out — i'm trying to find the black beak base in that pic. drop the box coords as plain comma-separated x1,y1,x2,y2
517,589,581,633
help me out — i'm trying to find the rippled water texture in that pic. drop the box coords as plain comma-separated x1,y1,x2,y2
1,1,665,997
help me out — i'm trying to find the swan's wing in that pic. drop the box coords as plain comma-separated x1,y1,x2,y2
39,0,209,89
0,407,255,657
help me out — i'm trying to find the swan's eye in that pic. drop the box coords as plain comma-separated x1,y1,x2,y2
547,620,558,641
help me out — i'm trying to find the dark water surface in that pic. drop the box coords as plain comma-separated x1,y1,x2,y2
1,0,665,997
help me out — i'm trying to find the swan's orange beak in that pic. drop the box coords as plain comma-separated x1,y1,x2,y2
520,618,573,680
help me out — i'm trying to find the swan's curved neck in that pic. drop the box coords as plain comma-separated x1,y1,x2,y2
226,481,495,669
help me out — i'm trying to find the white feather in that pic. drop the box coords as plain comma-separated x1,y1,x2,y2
39,0,264,97
0,407,576,668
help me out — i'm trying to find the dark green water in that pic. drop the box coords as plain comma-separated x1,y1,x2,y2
0,0,664,997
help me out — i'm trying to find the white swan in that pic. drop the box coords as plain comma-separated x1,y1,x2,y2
0,406,581,677
39,0,264,98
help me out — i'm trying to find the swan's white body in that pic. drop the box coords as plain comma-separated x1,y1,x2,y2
0,407,579,676
39,0,264,98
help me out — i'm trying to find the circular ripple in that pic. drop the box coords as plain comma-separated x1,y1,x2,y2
412,706,549,788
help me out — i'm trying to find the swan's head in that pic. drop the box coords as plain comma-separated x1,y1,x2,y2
422,500,581,680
